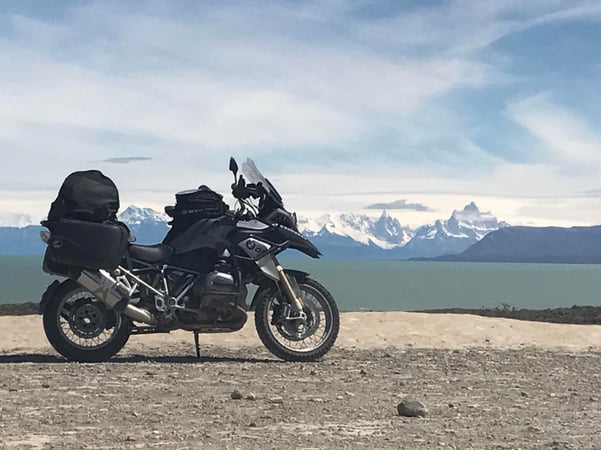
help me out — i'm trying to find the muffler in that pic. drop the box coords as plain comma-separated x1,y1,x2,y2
77,269,157,325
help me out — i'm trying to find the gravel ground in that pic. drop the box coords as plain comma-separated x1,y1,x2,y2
1,344,601,449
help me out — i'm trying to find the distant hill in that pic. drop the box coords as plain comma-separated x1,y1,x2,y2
433,225,601,264
0,225,46,255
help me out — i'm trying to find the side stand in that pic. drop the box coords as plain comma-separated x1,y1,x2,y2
193,331,201,359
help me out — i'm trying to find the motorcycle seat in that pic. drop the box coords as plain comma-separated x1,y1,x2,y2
128,244,175,263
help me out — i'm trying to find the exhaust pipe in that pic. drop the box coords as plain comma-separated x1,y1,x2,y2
77,270,157,326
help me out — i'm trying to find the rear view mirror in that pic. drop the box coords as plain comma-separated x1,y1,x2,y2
229,157,239,177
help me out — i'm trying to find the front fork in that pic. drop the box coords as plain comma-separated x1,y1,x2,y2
256,254,306,316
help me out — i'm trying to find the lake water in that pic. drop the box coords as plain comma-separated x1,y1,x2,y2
1,255,601,311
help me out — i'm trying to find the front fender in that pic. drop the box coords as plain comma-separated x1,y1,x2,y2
274,226,321,258
249,269,310,311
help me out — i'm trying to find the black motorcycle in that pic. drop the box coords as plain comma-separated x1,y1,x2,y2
38,158,339,362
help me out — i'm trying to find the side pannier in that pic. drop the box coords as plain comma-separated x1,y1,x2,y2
44,220,129,272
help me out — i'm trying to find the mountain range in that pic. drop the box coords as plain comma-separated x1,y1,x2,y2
0,203,508,259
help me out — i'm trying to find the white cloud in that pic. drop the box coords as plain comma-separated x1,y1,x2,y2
506,94,601,171
1,1,601,226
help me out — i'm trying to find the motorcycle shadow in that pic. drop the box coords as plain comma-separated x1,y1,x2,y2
0,353,285,364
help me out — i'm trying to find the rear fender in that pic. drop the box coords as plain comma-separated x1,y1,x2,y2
38,279,75,314
249,269,310,311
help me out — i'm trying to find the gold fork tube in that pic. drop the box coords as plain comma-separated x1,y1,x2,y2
276,265,304,312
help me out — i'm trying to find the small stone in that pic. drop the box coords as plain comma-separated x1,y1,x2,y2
231,389,243,400
360,369,367,375
345,392,355,397
152,430,161,435
397,399,428,418
126,436,136,442
246,393,257,401
132,411,140,417
248,422,257,428
336,395,344,400
521,391,529,397
448,403,455,408
41,383,50,389
310,370,317,376
269,396,284,404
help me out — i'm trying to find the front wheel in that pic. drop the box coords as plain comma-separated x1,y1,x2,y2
255,276,339,362
42,280,131,362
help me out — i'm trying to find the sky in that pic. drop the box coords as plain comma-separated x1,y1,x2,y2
1,0,601,228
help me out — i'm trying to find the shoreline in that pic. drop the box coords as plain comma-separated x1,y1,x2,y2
2,311,601,353
3,302,601,326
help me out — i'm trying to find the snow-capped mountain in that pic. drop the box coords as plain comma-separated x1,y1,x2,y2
118,205,170,245
298,211,413,250
118,205,168,225
402,202,510,258
0,202,508,258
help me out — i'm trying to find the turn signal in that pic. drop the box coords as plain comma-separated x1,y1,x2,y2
39,231,51,244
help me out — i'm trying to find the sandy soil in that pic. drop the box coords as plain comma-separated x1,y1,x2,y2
1,312,601,449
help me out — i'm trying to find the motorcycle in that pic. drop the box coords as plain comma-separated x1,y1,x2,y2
38,157,339,362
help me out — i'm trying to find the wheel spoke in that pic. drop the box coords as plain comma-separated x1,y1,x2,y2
56,289,122,350
264,283,335,354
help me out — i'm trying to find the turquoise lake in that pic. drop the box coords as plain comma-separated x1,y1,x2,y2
1,256,601,311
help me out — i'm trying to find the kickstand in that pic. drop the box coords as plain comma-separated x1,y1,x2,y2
193,331,201,359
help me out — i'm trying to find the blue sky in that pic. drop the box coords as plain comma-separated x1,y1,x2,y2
1,0,601,227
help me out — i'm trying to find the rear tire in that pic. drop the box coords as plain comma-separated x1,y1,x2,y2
255,276,339,362
42,280,130,362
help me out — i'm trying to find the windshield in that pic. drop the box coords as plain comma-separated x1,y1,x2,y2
241,158,270,192
241,158,284,206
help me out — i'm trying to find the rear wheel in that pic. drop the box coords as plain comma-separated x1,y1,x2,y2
255,276,339,362
42,281,130,362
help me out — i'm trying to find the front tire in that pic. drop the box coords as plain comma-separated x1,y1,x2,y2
255,276,339,362
42,280,130,362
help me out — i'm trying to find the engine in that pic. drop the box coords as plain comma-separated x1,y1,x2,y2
179,266,248,331
134,261,248,332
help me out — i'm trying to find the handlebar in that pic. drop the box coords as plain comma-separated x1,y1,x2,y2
231,174,262,221
231,175,264,201
230,172,298,230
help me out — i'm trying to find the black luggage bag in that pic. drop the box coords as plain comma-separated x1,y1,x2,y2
43,170,127,275
44,219,129,272
165,186,228,229
47,170,120,223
